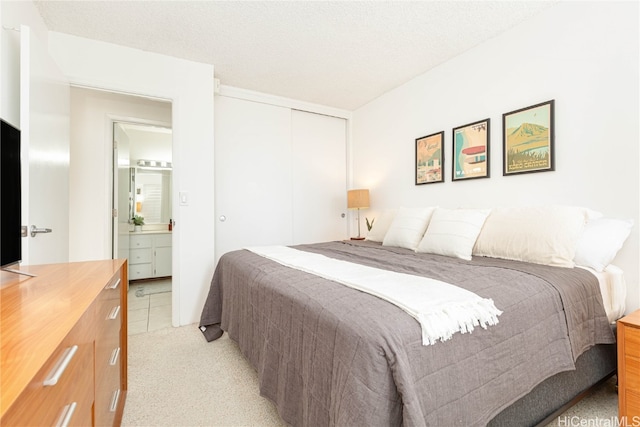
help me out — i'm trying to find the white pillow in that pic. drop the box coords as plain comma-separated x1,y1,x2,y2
574,218,633,271
473,206,589,268
416,208,491,260
365,209,397,242
382,207,437,250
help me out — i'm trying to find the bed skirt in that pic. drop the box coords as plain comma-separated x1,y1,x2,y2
489,341,616,426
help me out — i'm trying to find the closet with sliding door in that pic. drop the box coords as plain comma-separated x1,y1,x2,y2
214,95,348,262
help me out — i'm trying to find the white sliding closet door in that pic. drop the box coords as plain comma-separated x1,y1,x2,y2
214,97,348,263
291,110,347,244
214,96,293,262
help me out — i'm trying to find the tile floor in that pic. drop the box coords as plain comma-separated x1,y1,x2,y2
128,278,172,335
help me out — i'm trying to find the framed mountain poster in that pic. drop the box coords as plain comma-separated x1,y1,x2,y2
503,100,555,175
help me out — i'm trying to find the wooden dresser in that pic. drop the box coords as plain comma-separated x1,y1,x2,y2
1,260,128,427
618,309,640,424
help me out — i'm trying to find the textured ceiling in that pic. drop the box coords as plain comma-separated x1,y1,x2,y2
34,1,558,111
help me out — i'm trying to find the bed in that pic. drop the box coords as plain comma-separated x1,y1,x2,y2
199,206,631,426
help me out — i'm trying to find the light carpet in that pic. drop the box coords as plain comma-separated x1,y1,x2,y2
122,324,285,427
122,324,618,427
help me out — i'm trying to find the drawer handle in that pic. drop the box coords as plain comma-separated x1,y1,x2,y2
106,278,121,290
44,345,78,386
55,402,77,427
107,305,121,320
109,389,121,413
109,347,121,366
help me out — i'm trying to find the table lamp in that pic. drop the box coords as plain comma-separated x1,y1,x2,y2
347,189,370,240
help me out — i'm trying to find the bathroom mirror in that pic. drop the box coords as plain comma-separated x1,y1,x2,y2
130,166,172,224
114,122,173,226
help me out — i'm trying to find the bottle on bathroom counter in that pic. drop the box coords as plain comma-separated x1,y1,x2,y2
168,218,173,231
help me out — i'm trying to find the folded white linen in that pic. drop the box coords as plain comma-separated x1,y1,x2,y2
245,246,502,345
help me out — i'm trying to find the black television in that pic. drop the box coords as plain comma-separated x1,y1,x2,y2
1,118,22,268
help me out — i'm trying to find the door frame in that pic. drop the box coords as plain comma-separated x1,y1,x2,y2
110,116,172,261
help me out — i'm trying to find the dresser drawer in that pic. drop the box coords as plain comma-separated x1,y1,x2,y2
95,327,122,427
129,263,152,280
625,354,640,391
1,313,94,426
96,340,121,380
101,271,123,302
98,298,122,330
624,325,640,356
626,389,640,419
129,248,152,264
95,358,122,427
130,235,152,248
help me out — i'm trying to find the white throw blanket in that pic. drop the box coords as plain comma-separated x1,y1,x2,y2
245,246,502,345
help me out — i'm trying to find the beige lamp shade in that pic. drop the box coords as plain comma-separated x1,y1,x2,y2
347,189,370,209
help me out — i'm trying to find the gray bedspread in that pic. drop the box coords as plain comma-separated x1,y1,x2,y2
199,240,614,426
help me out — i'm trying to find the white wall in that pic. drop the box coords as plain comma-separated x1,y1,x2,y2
49,32,215,326
352,2,640,312
128,130,172,163
0,0,49,123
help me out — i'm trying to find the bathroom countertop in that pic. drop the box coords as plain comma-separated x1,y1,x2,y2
129,229,172,234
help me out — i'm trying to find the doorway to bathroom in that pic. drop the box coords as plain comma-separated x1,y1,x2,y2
113,121,173,334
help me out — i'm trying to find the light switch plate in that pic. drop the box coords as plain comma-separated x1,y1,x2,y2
179,191,189,206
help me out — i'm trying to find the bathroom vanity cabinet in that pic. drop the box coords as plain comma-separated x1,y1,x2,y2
129,232,172,280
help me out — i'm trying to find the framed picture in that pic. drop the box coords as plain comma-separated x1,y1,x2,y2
503,99,555,175
452,118,490,181
415,131,444,185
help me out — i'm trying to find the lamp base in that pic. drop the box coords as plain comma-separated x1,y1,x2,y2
350,237,365,241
